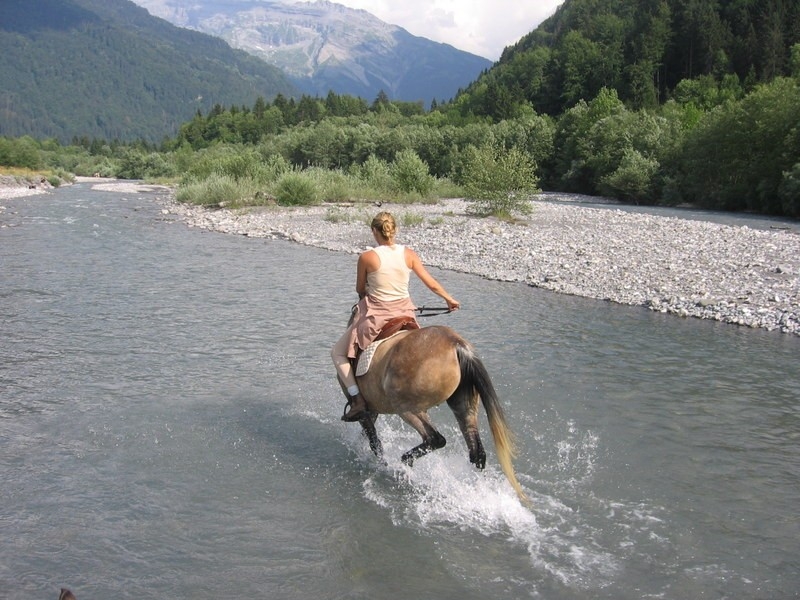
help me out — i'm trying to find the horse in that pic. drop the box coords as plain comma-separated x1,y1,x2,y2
342,320,527,502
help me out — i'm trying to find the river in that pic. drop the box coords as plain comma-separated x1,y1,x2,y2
2,183,798,599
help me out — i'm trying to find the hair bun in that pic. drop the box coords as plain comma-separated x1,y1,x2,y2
371,211,397,240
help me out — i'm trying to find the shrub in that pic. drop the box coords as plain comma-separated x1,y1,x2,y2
217,151,263,182
431,176,464,200
461,144,539,217
306,167,352,203
261,153,291,182
399,211,424,227
176,174,244,206
181,146,240,184
0,136,41,170
390,149,434,196
117,151,176,180
352,154,389,187
275,172,319,206
70,157,117,177
599,148,659,203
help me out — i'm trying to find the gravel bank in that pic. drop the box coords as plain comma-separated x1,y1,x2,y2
6,178,796,335
0,174,54,200
161,194,800,336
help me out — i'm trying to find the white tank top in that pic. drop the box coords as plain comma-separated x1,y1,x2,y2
366,245,411,302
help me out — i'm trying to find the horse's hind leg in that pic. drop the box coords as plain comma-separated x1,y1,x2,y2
359,413,383,458
398,411,446,466
447,388,486,469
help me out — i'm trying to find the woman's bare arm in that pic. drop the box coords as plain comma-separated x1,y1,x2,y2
406,248,460,310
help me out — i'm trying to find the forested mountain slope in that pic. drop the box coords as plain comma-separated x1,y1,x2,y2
0,0,296,142
455,0,799,118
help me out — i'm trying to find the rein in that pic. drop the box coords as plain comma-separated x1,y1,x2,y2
348,303,452,322
415,306,453,318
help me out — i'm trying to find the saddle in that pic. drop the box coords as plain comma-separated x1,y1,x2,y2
354,316,420,376
375,315,420,341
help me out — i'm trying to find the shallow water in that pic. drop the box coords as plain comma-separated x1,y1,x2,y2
2,185,799,599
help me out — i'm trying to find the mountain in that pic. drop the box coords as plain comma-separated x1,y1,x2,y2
0,0,297,142
130,0,493,105
454,0,800,119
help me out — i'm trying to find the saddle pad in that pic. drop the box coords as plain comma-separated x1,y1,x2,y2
356,332,403,376
355,340,381,376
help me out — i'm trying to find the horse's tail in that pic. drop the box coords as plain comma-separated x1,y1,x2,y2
456,343,528,503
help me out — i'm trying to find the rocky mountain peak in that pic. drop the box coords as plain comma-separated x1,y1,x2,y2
132,0,491,104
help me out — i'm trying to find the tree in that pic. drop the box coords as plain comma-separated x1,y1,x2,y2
253,96,267,119
626,0,671,107
678,77,800,213
295,95,325,123
557,31,606,107
461,143,540,217
551,87,624,192
371,90,391,111
599,147,660,202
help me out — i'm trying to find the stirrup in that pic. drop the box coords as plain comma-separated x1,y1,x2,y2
341,398,369,422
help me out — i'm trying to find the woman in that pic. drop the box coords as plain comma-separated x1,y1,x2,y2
331,211,460,422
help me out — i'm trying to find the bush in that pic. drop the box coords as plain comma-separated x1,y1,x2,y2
599,148,659,203
305,167,352,203
398,211,424,227
0,136,41,170
261,153,291,182
176,174,244,206
217,150,264,182
275,172,319,206
461,144,539,217
70,157,118,177
117,150,176,180
354,154,392,191
390,150,434,196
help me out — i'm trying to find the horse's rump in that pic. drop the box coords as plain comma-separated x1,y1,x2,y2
349,324,528,503
357,326,463,415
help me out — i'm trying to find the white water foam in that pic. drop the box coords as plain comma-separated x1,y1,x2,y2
349,417,621,591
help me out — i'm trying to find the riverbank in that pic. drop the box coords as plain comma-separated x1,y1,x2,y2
0,174,55,199
159,193,800,336
3,177,796,335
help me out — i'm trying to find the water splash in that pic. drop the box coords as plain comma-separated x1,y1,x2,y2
349,417,620,591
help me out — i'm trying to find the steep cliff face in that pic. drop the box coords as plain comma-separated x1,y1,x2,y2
133,0,492,104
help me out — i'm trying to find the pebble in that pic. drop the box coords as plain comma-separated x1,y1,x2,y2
160,195,800,336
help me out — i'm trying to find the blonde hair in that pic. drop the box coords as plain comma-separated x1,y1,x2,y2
371,211,397,242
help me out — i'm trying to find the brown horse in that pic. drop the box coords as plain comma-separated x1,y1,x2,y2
344,324,527,502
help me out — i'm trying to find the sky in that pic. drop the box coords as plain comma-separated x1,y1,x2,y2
330,0,565,61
